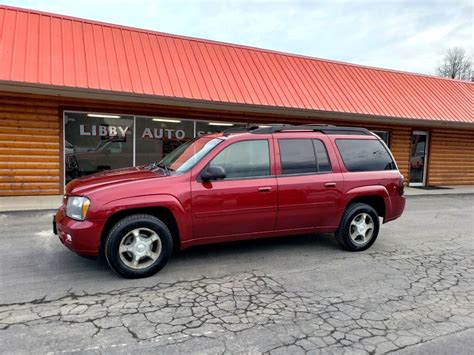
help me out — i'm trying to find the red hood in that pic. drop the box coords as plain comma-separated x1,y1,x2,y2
66,166,164,195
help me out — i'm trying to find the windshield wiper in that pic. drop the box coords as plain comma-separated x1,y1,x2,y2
157,163,171,175
147,162,173,175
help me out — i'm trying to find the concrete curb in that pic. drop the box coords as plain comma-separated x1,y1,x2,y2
1,193,473,213
405,193,474,198
0,209,57,214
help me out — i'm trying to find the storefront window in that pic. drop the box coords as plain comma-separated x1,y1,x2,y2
64,112,134,183
372,130,390,146
195,120,245,136
135,117,194,166
64,112,248,184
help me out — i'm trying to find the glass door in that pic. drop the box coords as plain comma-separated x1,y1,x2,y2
409,131,429,186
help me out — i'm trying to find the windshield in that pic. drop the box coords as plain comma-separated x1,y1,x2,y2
157,137,223,173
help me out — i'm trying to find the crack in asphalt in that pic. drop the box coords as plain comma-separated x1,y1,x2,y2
0,241,473,354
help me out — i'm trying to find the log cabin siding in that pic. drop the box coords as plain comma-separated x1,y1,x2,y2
427,128,474,185
0,91,471,196
0,94,61,196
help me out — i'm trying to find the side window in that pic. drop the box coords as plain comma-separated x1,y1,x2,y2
312,139,331,172
336,139,396,172
209,140,270,179
279,139,317,175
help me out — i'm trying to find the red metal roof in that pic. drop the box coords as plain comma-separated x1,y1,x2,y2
0,5,472,124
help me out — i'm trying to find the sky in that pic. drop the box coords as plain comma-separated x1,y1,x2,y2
3,0,473,75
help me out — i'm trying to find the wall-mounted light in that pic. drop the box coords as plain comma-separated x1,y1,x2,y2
152,118,182,123
87,114,121,119
208,122,234,126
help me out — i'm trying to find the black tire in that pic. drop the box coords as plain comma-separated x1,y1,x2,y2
335,203,380,251
104,214,173,278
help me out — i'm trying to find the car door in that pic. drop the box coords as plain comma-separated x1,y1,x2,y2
275,136,343,231
191,138,278,240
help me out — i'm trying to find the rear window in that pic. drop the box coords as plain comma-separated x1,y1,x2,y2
336,139,396,172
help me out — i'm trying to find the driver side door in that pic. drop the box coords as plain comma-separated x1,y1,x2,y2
191,139,277,240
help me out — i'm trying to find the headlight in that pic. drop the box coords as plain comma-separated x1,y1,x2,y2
66,196,91,221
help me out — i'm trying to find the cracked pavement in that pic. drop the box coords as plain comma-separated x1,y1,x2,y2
0,195,473,354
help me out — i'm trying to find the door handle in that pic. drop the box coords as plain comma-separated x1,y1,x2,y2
258,186,273,192
324,182,337,188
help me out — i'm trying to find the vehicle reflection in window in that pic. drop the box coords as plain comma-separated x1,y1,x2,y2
64,113,134,183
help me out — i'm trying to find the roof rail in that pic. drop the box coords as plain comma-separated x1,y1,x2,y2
222,126,258,135
221,124,372,136
222,124,284,135
249,124,372,135
303,124,337,127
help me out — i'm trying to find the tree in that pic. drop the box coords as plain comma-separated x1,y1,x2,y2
435,47,473,81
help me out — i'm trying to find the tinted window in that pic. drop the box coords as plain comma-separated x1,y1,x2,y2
278,139,332,175
313,140,331,172
336,139,396,172
279,139,317,175
209,140,270,179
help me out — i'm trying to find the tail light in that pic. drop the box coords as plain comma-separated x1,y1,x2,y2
399,175,405,195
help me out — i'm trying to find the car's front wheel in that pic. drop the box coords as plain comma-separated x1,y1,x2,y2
335,203,380,251
104,214,173,278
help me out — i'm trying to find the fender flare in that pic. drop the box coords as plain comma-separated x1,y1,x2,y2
98,194,192,244
343,185,392,218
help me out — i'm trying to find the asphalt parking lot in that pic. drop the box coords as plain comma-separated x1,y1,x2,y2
0,195,473,354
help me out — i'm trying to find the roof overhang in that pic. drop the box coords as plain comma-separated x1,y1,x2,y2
1,81,473,129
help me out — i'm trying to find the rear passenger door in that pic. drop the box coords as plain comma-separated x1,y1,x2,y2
275,137,343,231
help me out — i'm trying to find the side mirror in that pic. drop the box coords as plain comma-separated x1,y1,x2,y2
201,166,226,182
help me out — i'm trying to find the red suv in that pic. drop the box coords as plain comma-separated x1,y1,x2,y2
54,124,405,278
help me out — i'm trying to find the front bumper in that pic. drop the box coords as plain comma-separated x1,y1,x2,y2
54,206,104,256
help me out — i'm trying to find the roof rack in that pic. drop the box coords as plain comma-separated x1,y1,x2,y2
222,124,372,136
249,124,372,135
221,124,280,135
222,126,258,135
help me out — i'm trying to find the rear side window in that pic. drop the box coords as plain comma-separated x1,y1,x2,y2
279,139,332,175
336,139,396,172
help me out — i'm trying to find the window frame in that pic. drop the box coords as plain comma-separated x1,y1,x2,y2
198,138,273,182
277,138,333,177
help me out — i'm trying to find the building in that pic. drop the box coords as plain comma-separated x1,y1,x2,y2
0,5,472,196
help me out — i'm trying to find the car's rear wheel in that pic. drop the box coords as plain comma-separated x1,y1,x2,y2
104,214,173,278
335,203,379,251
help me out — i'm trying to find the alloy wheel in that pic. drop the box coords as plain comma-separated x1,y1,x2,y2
118,228,162,269
349,213,375,246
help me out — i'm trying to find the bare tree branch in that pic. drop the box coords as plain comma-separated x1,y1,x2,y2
436,47,473,81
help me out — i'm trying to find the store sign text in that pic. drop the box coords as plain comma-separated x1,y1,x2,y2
141,128,186,140
79,125,187,140
80,125,129,137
